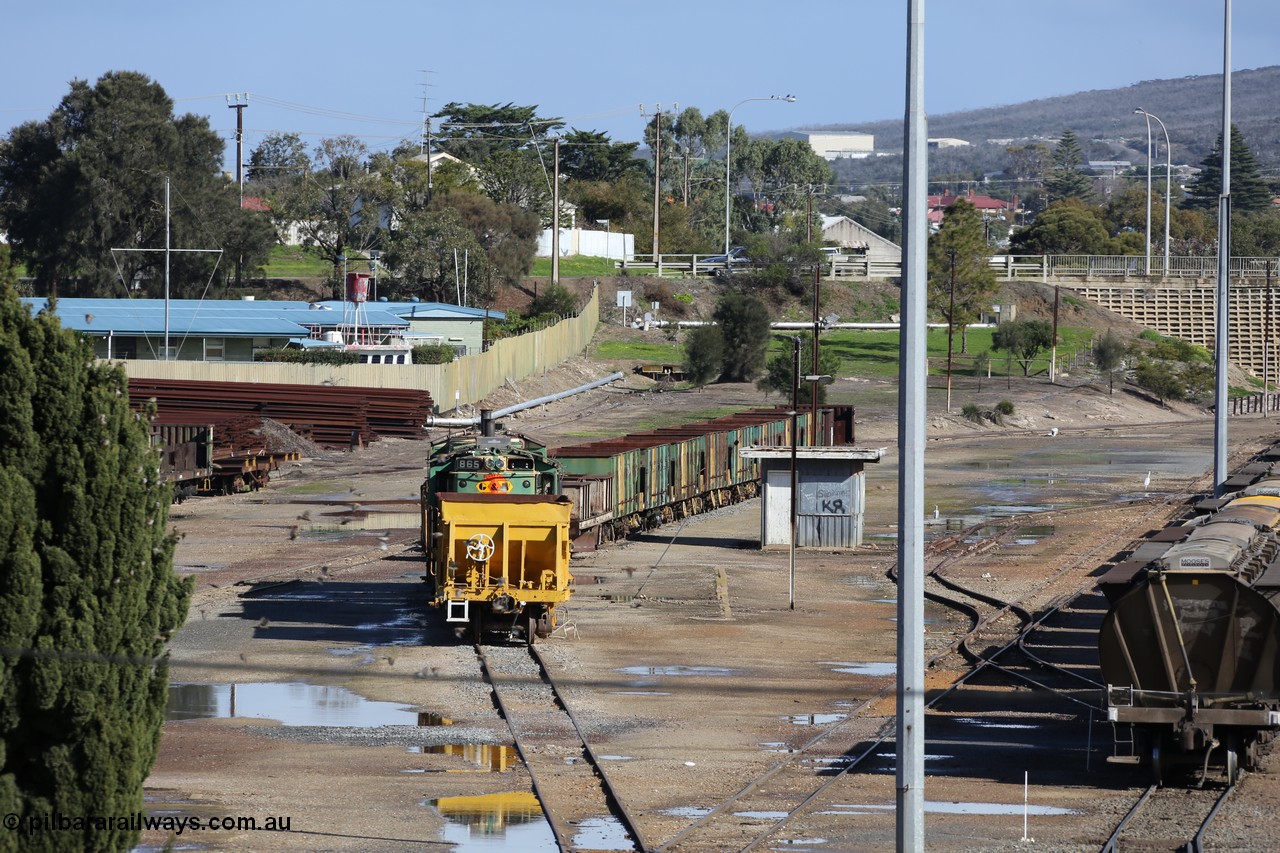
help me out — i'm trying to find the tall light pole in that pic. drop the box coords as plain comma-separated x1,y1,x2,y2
1135,108,1173,275
725,95,796,256
1214,0,1232,496
1136,110,1153,276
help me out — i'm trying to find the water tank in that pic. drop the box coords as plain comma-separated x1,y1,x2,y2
323,331,344,344
345,273,371,303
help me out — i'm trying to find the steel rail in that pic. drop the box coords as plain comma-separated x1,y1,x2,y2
666,517,1073,852
1188,783,1236,853
477,643,647,853
474,643,579,852
1099,784,1156,853
730,501,1179,852
528,645,652,853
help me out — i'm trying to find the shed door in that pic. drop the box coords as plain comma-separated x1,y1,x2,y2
764,468,792,546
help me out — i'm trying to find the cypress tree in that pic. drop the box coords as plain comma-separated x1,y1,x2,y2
0,277,190,853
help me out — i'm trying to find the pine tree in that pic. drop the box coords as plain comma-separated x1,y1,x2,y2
712,293,773,382
0,282,190,853
1044,129,1093,203
927,198,998,354
1184,124,1273,212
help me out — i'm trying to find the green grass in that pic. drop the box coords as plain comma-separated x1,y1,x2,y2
262,245,331,278
764,324,1098,380
529,256,620,277
566,404,744,436
592,340,684,362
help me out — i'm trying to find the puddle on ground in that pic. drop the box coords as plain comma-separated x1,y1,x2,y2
303,509,421,534
784,713,848,726
821,801,1076,816
874,752,955,762
599,755,635,761
430,791,555,850
820,661,896,677
734,810,789,820
802,757,853,768
327,647,377,666
607,690,672,696
571,816,636,851
617,665,739,677
1011,524,1056,546
407,744,517,772
774,838,830,846
166,682,419,726
954,717,1040,730
661,806,713,818
173,564,224,573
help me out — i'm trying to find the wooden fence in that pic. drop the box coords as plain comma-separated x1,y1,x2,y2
118,288,599,412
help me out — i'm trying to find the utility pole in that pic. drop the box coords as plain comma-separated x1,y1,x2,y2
226,94,248,205
552,137,561,285
811,261,821,444
788,336,801,610
641,104,669,259
1267,262,1274,417
1050,284,1060,383
653,107,662,259
1213,0,1232,496
946,249,957,412
227,93,248,287
806,187,814,243
419,70,436,206
898,0,928,847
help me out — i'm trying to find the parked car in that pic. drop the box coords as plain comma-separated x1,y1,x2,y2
698,246,750,277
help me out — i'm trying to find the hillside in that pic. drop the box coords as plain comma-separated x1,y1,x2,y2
815,66,1280,185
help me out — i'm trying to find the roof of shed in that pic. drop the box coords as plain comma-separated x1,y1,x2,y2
21,298,408,337
313,300,504,321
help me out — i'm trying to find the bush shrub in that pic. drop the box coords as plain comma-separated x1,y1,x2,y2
254,347,360,365
412,344,457,364
994,399,1015,416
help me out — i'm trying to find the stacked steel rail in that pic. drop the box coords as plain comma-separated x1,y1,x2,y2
129,378,434,448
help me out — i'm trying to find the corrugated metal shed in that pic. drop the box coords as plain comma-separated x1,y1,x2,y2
740,446,886,549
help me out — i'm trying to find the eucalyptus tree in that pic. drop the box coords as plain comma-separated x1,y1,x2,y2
0,71,271,297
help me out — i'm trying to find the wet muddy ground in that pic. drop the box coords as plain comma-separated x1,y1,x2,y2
141,370,1280,852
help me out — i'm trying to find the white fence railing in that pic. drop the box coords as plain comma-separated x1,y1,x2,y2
618,254,1280,282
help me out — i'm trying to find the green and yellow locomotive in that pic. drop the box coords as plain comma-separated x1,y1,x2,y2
421,428,573,644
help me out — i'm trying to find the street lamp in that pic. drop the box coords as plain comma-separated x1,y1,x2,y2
1135,108,1172,276
725,95,796,256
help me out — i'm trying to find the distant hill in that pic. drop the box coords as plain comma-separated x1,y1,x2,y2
808,66,1280,187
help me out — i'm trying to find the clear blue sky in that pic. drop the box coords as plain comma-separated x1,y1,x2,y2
3,1,1276,171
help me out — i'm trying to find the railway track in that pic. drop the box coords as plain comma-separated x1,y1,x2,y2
649,495,1199,851
477,642,650,853
1099,782,1236,853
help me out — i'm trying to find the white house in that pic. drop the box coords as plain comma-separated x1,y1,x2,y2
820,215,901,264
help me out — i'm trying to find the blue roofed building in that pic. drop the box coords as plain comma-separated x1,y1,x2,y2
312,300,504,357
22,297,415,362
